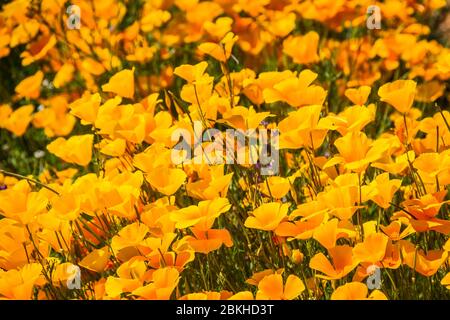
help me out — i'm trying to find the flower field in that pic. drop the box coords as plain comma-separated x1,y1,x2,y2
0,0,450,300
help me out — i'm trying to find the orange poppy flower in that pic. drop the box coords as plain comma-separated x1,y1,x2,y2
353,233,389,264
69,92,101,125
313,218,355,250
400,240,449,276
244,202,289,231
170,198,230,231
0,263,42,300
79,247,111,273
278,105,329,150
345,86,371,105
102,68,135,99
245,269,284,286
275,202,327,240
132,267,179,300
323,131,386,173
283,31,320,65
378,80,417,114
331,282,387,300
198,32,238,63
256,274,305,300
2,104,34,136
441,272,450,290
322,104,375,136
15,70,43,99
186,227,233,254
380,221,415,241
361,173,401,209
258,176,291,199
47,134,94,166
263,70,327,107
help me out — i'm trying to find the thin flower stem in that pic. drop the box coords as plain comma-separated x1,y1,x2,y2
0,169,60,195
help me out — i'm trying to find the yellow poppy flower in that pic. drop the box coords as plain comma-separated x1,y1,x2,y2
47,134,94,166
331,282,387,300
283,31,320,65
102,68,135,99
378,80,417,114
245,202,289,231
15,71,43,99
256,274,305,300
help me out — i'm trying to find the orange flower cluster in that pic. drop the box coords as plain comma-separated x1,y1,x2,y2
0,0,449,300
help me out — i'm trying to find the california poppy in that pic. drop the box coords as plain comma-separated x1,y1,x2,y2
47,134,94,166
256,274,305,300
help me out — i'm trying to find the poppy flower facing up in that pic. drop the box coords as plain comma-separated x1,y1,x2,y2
47,134,94,166
378,80,417,114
